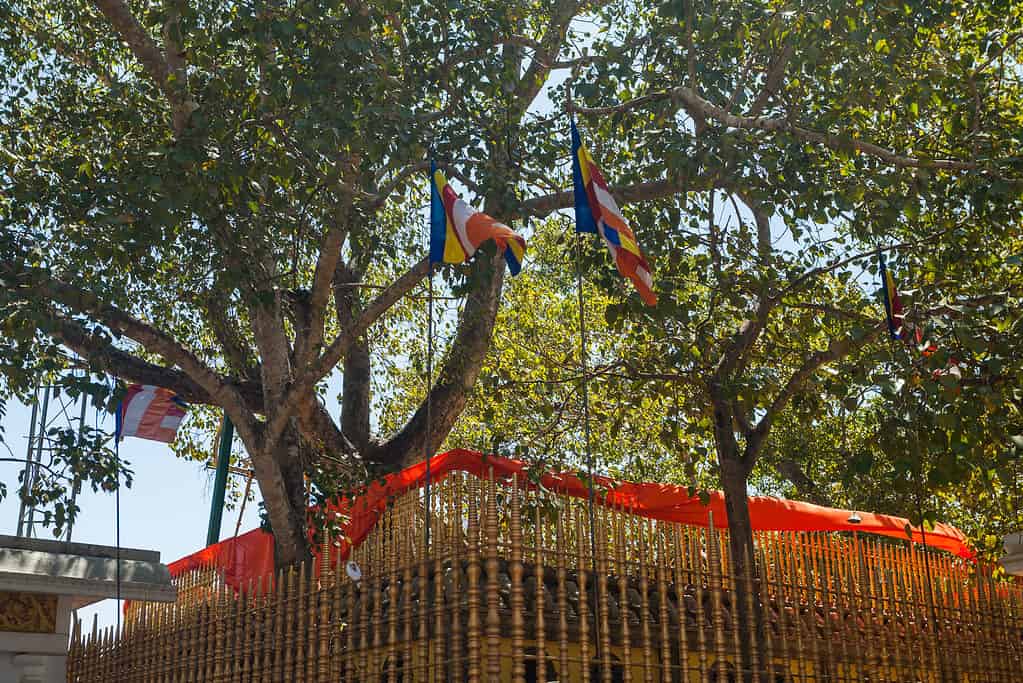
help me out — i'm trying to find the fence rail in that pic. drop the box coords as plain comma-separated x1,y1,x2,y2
69,470,1023,681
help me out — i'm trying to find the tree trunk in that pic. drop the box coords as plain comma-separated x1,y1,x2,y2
342,337,372,455
720,449,763,683
249,424,313,570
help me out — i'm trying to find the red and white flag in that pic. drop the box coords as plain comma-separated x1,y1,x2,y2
116,384,188,443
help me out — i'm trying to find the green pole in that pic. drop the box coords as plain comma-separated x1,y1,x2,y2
206,415,234,547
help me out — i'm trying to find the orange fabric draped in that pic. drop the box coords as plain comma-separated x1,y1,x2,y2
168,448,974,589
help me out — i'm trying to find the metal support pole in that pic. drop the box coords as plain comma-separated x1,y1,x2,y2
65,392,88,542
15,384,41,537
206,414,234,546
22,385,51,538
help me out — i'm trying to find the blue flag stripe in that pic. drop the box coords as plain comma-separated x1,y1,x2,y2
571,119,598,235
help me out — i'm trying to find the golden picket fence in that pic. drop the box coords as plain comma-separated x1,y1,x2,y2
69,470,1023,682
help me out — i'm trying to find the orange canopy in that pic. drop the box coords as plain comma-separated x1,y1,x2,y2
168,448,974,587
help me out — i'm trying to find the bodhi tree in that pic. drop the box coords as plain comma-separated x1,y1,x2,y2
0,0,620,566
2,0,1021,592
373,0,1023,667
556,0,1023,567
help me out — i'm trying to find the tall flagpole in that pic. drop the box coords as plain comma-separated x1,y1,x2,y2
113,395,123,640
880,248,942,677
425,260,434,551
571,113,603,667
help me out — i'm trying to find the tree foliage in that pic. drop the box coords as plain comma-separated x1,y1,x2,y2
1,0,1022,593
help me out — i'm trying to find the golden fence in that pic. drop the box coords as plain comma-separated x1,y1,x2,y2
69,470,1023,682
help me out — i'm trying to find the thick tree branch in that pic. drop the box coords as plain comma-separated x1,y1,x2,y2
52,314,265,412
203,299,260,382
265,256,431,447
295,224,349,365
91,0,194,134
371,251,506,466
523,175,703,218
1,260,260,445
333,262,372,454
512,0,582,116
295,395,359,466
775,458,832,507
572,85,980,171
713,296,775,383
747,40,794,117
744,321,888,473
732,189,772,264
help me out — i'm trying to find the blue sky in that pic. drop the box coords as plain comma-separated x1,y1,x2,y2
0,396,265,631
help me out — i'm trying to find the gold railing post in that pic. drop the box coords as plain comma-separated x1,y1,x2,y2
638,515,654,683
318,528,331,683
433,482,446,683
740,543,761,683
534,492,547,683
555,503,569,681
386,502,399,683
706,515,728,683
672,524,691,683
417,492,430,683
616,504,633,683
249,577,262,683
690,527,709,683
577,506,592,683
466,474,483,683
510,474,527,683
484,467,502,680
596,505,612,683
655,523,672,683
451,474,465,681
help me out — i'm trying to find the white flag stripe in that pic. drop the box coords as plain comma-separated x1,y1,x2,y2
160,414,184,431
592,183,628,226
121,386,157,436
451,199,478,257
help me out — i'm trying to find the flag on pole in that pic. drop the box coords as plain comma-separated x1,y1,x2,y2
571,119,657,305
430,162,526,275
878,251,921,344
115,384,188,443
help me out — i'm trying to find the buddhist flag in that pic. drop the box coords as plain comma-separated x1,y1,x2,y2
571,119,656,305
115,384,188,443
878,252,922,345
430,162,526,275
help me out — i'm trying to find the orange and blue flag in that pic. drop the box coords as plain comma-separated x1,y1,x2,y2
430,162,526,275
572,120,656,305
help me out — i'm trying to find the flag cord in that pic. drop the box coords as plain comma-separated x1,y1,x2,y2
574,236,602,665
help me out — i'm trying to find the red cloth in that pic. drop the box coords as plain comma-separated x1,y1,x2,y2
168,448,974,589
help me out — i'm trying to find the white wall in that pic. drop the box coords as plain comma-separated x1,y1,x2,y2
0,652,67,683
0,596,72,683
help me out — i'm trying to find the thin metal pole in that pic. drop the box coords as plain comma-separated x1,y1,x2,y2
16,383,41,537
425,263,434,549
574,237,602,664
114,427,122,638
234,473,254,539
65,391,88,542
24,384,51,538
